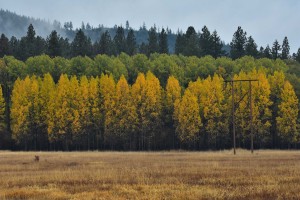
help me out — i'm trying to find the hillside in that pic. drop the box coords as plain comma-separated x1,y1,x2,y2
0,9,179,52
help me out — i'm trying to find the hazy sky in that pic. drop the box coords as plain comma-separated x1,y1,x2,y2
1,0,300,53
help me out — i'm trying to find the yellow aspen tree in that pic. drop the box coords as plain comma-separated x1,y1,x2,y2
175,90,202,146
50,74,74,150
69,76,81,147
39,73,55,144
78,76,90,148
89,76,101,149
186,78,202,107
0,85,6,134
269,71,286,146
131,73,147,150
249,70,272,147
11,77,32,148
114,75,137,149
165,76,181,123
28,76,40,150
165,76,181,148
143,71,163,150
276,81,299,145
201,74,228,148
234,71,250,146
269,71,285,98
99,74,116,148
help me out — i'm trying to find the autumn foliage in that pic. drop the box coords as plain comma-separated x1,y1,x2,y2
7,68,299,150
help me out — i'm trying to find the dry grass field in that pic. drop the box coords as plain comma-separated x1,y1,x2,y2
0,150,300,200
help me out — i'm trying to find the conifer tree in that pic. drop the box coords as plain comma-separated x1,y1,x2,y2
272,40,281,60
211,30,224,58
230,26,247,59
281,36,290,60
184,26,200,56
199,26,212,56
264,45,272,59
126,29,137,56
245,36,258,58
114,26,126,55
148,27,159,56
0,34,9,57
98,31,113,55
158,28,169,54
71,29,92,57
47,30,61,57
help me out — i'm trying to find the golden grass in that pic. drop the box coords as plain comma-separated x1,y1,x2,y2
0,150,300,199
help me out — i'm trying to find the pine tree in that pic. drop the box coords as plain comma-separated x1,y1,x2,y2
148,27,159,56
71,29,92,57
114,26,126,55
47,30,61,57
183,26,200,56
0,34,9,57
126,29,136,56
230,26,247,59
272,40,281,60
211,30,224,58
245,36,258,58
175,33,185,55
9,36,19,56
199,26,212,56
281,36,290,60
99,31,112,55
158,28,169,54
294,48,300,63
264,45,272,59
26,24,37,58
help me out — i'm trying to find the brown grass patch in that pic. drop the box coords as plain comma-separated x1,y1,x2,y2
0,150,300,199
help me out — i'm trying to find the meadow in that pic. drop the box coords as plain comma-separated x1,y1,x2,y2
0,150,300,199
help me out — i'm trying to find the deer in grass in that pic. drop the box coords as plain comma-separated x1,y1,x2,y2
34,155,39,162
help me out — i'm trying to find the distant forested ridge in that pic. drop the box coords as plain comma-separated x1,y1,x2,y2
4,9,300,61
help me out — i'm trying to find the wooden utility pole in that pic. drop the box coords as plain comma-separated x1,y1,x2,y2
225,79,258,155
231,81,236,155
249,80,254,154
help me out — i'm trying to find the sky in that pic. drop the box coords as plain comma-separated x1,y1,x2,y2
1,0,300,53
